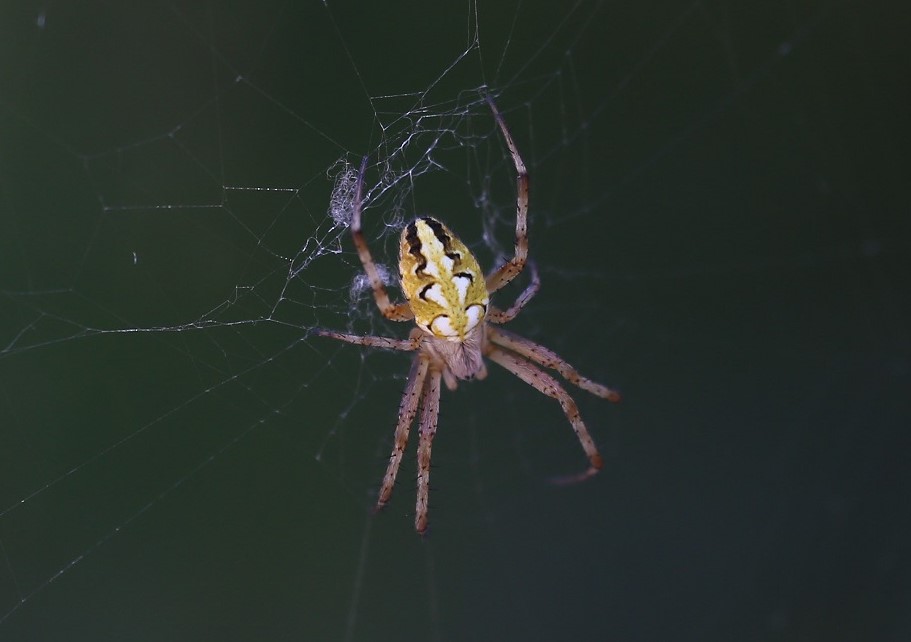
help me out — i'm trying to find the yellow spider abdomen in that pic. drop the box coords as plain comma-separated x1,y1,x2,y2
399,217,489,341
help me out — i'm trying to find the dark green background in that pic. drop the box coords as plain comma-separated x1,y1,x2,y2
1,1,908,640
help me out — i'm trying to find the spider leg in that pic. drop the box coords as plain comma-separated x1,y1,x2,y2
488,326,621,401
486,345,603,482
486,261,540,324
484,96,530,295
415,368,442,534
376,354,430,511
315,329,420,352
350,156,414,322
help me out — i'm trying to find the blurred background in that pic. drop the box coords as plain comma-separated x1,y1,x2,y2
1,1,908,640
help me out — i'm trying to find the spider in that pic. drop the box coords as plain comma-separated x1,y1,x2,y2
318,96,621,534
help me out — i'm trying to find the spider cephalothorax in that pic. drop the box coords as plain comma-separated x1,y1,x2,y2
318,96,621,534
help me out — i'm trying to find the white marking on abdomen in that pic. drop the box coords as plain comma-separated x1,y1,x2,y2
423,283,447,307
453,275,471,304
423,260,441,279
465,304,485,332
431,315,459,338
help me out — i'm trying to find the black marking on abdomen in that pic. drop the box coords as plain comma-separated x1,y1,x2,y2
454,271,473,282
404,222,427,273
421,217,452,250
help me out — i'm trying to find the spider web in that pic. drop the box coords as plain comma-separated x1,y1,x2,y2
1,1,908,640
